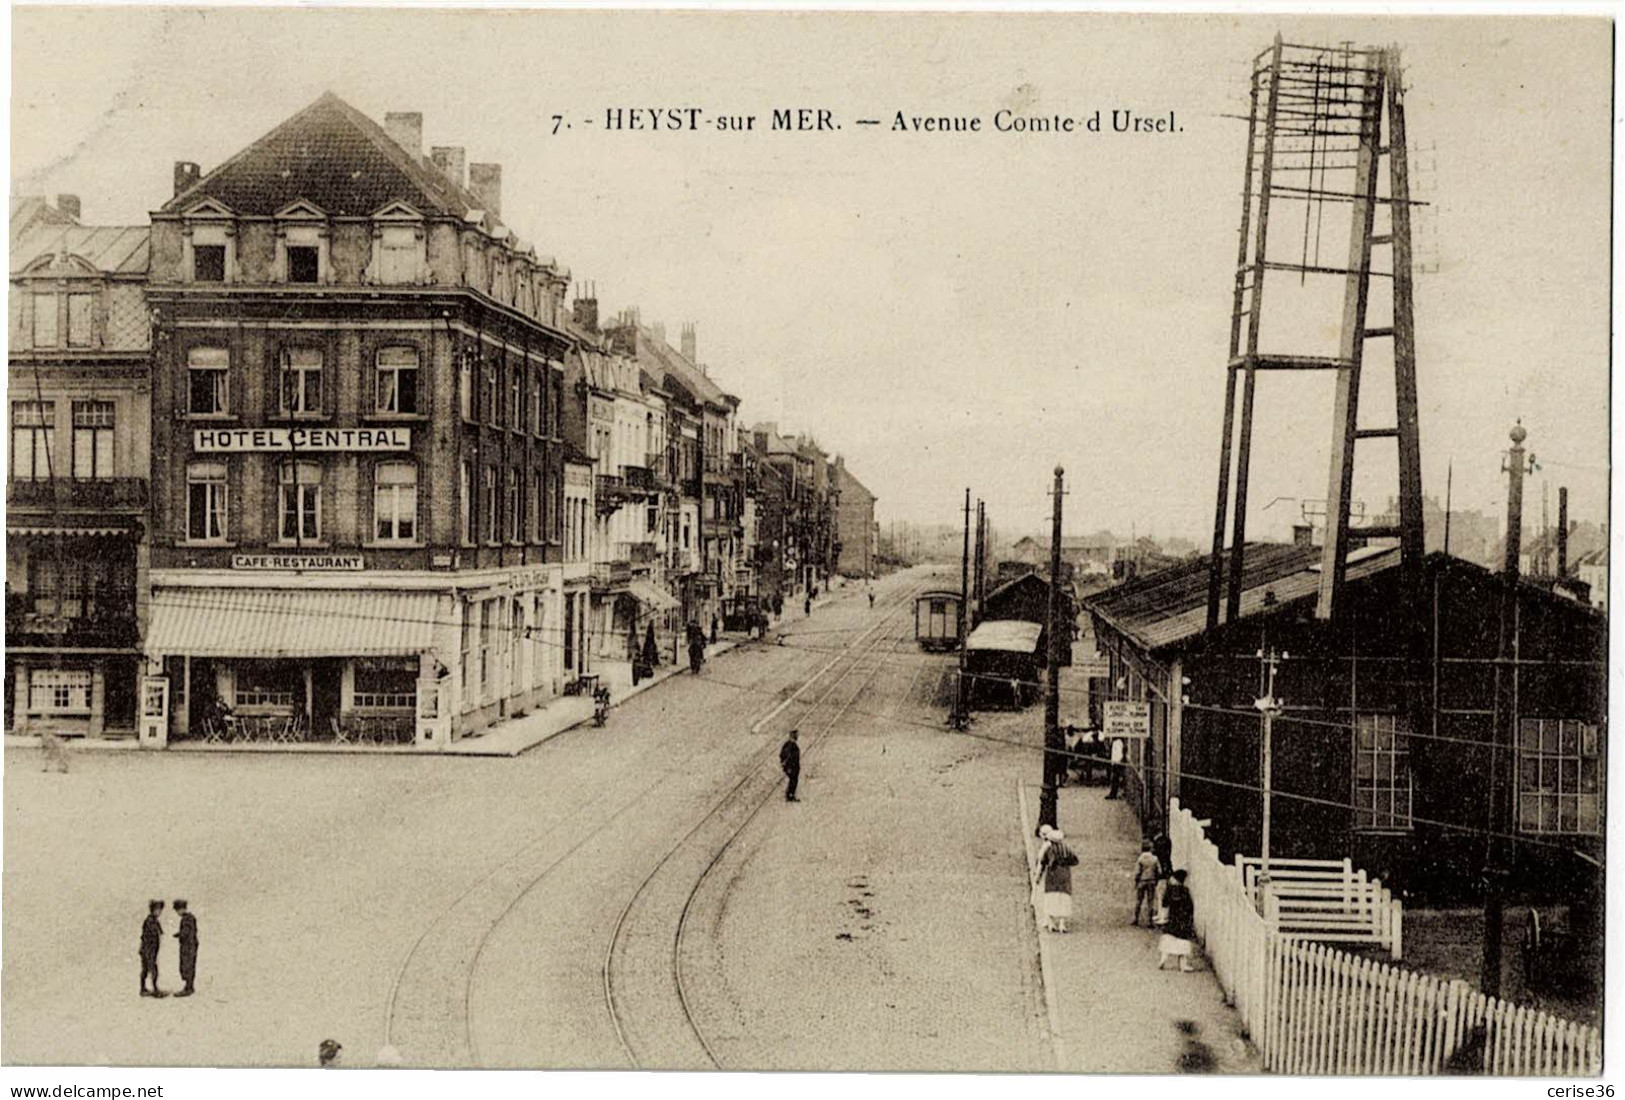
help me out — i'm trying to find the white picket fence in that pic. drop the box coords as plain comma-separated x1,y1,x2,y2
1238,855,1404,959
1169,799,1601,1075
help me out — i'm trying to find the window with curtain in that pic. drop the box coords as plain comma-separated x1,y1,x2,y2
188,347,230,415
71,401,114,479
376,346,420,415
277,461,322,542
280,347,323,417
374,461,418,542
187,461,228,541
11,401,55,481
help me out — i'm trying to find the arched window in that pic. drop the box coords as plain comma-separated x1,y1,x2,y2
374,461,418,543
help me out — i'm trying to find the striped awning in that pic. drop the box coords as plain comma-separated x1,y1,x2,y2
147,587,442,659
628,580,681,612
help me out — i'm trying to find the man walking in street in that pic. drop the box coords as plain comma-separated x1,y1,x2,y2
780,729,801,802
1106,737,1126,799
173,899,198,997
139,900,166,998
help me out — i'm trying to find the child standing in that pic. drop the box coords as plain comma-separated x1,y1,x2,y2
1133,839,1161,926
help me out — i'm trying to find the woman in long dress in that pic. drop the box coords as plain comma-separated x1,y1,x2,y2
1036,828,1079,933
1158,869,1197,971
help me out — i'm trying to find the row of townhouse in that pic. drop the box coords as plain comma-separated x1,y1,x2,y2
6,93,874,747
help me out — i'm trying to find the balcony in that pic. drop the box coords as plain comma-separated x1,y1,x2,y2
5,594,139,649
7,478,147,513
597,471,659,515
591,560,633,591
622,465,658,492
618,540,658,564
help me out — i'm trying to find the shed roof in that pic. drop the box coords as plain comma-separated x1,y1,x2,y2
966,620,1043,653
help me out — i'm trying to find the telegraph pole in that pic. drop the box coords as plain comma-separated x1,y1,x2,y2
1484,422,1530,998
1039,466,1066,831
1255,647,1284,881
953,488,971,728
973,500,986,626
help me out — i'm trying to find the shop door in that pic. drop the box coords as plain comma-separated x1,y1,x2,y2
311,659,342,736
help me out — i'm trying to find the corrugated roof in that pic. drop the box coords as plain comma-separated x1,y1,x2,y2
148,587,441,658
1083,543,1403,652
12,223,149,275
967,620,1043,653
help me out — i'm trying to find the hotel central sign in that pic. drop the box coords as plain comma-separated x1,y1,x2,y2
194,427,412,452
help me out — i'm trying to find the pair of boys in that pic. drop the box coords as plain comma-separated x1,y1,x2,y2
139,899,198,998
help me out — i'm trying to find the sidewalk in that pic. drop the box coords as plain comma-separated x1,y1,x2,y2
1017,778,1261,1074
3,639,742,760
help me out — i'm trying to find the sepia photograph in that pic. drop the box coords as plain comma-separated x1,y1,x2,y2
2,2,1614,1091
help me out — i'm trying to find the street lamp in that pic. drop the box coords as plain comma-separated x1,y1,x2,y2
1253,649,1287,887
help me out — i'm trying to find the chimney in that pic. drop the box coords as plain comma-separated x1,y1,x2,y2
173,161,202,197
385,112,424,158
1292,523,1314,549
1504,422,1528,580
681,322,697,363
1557,486,1569,579
573,281,599,333
54,194,81,222
469,162,503,218
431,146,466,189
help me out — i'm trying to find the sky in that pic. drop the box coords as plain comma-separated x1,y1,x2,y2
10,8,1612,542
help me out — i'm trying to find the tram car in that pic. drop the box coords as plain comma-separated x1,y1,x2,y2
914,590,963,652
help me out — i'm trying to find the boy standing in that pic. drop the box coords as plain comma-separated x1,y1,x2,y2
1133,840,1161,926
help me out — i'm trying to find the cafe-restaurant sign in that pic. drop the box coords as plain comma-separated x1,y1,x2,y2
194,427,411,453
232,553,364,571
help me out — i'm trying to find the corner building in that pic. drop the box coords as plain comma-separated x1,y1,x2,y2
144,94,573,746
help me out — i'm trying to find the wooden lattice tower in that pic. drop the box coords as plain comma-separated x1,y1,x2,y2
1206,36,1425,628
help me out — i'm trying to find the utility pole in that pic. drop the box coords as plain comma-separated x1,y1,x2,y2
1039,466,1066,831
973,500,986,626
1484,422,1531,998
953,488,971,728
1255,647,1284,882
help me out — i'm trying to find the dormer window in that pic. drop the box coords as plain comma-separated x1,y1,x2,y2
274,202,330,285
367,202,426,285
181,200,237,284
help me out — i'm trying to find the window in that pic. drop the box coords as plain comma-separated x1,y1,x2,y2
374,462,418,542
32,293,58,347
1519,718,1602,835
479,600,492,692
460,460,474,544
28,669,92,715
533,470,544,542
509,370,521,431
563,593,576,671
354,657,417,710
188,347,229,416
186,461,228,541
377,225,422,284
551,374,563,437
280,348,323,417
376,346,420,415
286,245,319,284
507,467,520,541
278,461,322,542
11,401,55,481
484,362,498,424
461,601,475,699
532,374,544,437
71,401,114,480
1354,714,1412,832
459,353,473,421
194,245,226,282
67,294,95,348
647,505,659,535
483,466,498,544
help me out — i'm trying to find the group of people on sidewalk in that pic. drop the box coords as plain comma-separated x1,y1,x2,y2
1031,825,1200,973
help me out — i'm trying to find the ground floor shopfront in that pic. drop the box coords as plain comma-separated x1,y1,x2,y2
144,565,567,748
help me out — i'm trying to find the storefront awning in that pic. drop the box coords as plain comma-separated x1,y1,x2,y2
148,588,441,659
628,580,681,612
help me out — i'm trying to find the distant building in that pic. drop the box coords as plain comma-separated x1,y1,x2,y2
832,456,876,578
7,200,151,736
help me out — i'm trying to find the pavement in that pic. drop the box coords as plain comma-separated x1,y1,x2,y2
1018,770,1263,1074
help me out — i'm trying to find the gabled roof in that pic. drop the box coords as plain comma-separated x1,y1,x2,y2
10,196,79,245
159,91,484,220
12,223,149,276
967,620,1043,654
634,325,734,410
833,462,874,502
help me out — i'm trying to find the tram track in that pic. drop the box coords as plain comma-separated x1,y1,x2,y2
601,581,925,1069
382,573,929,1068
